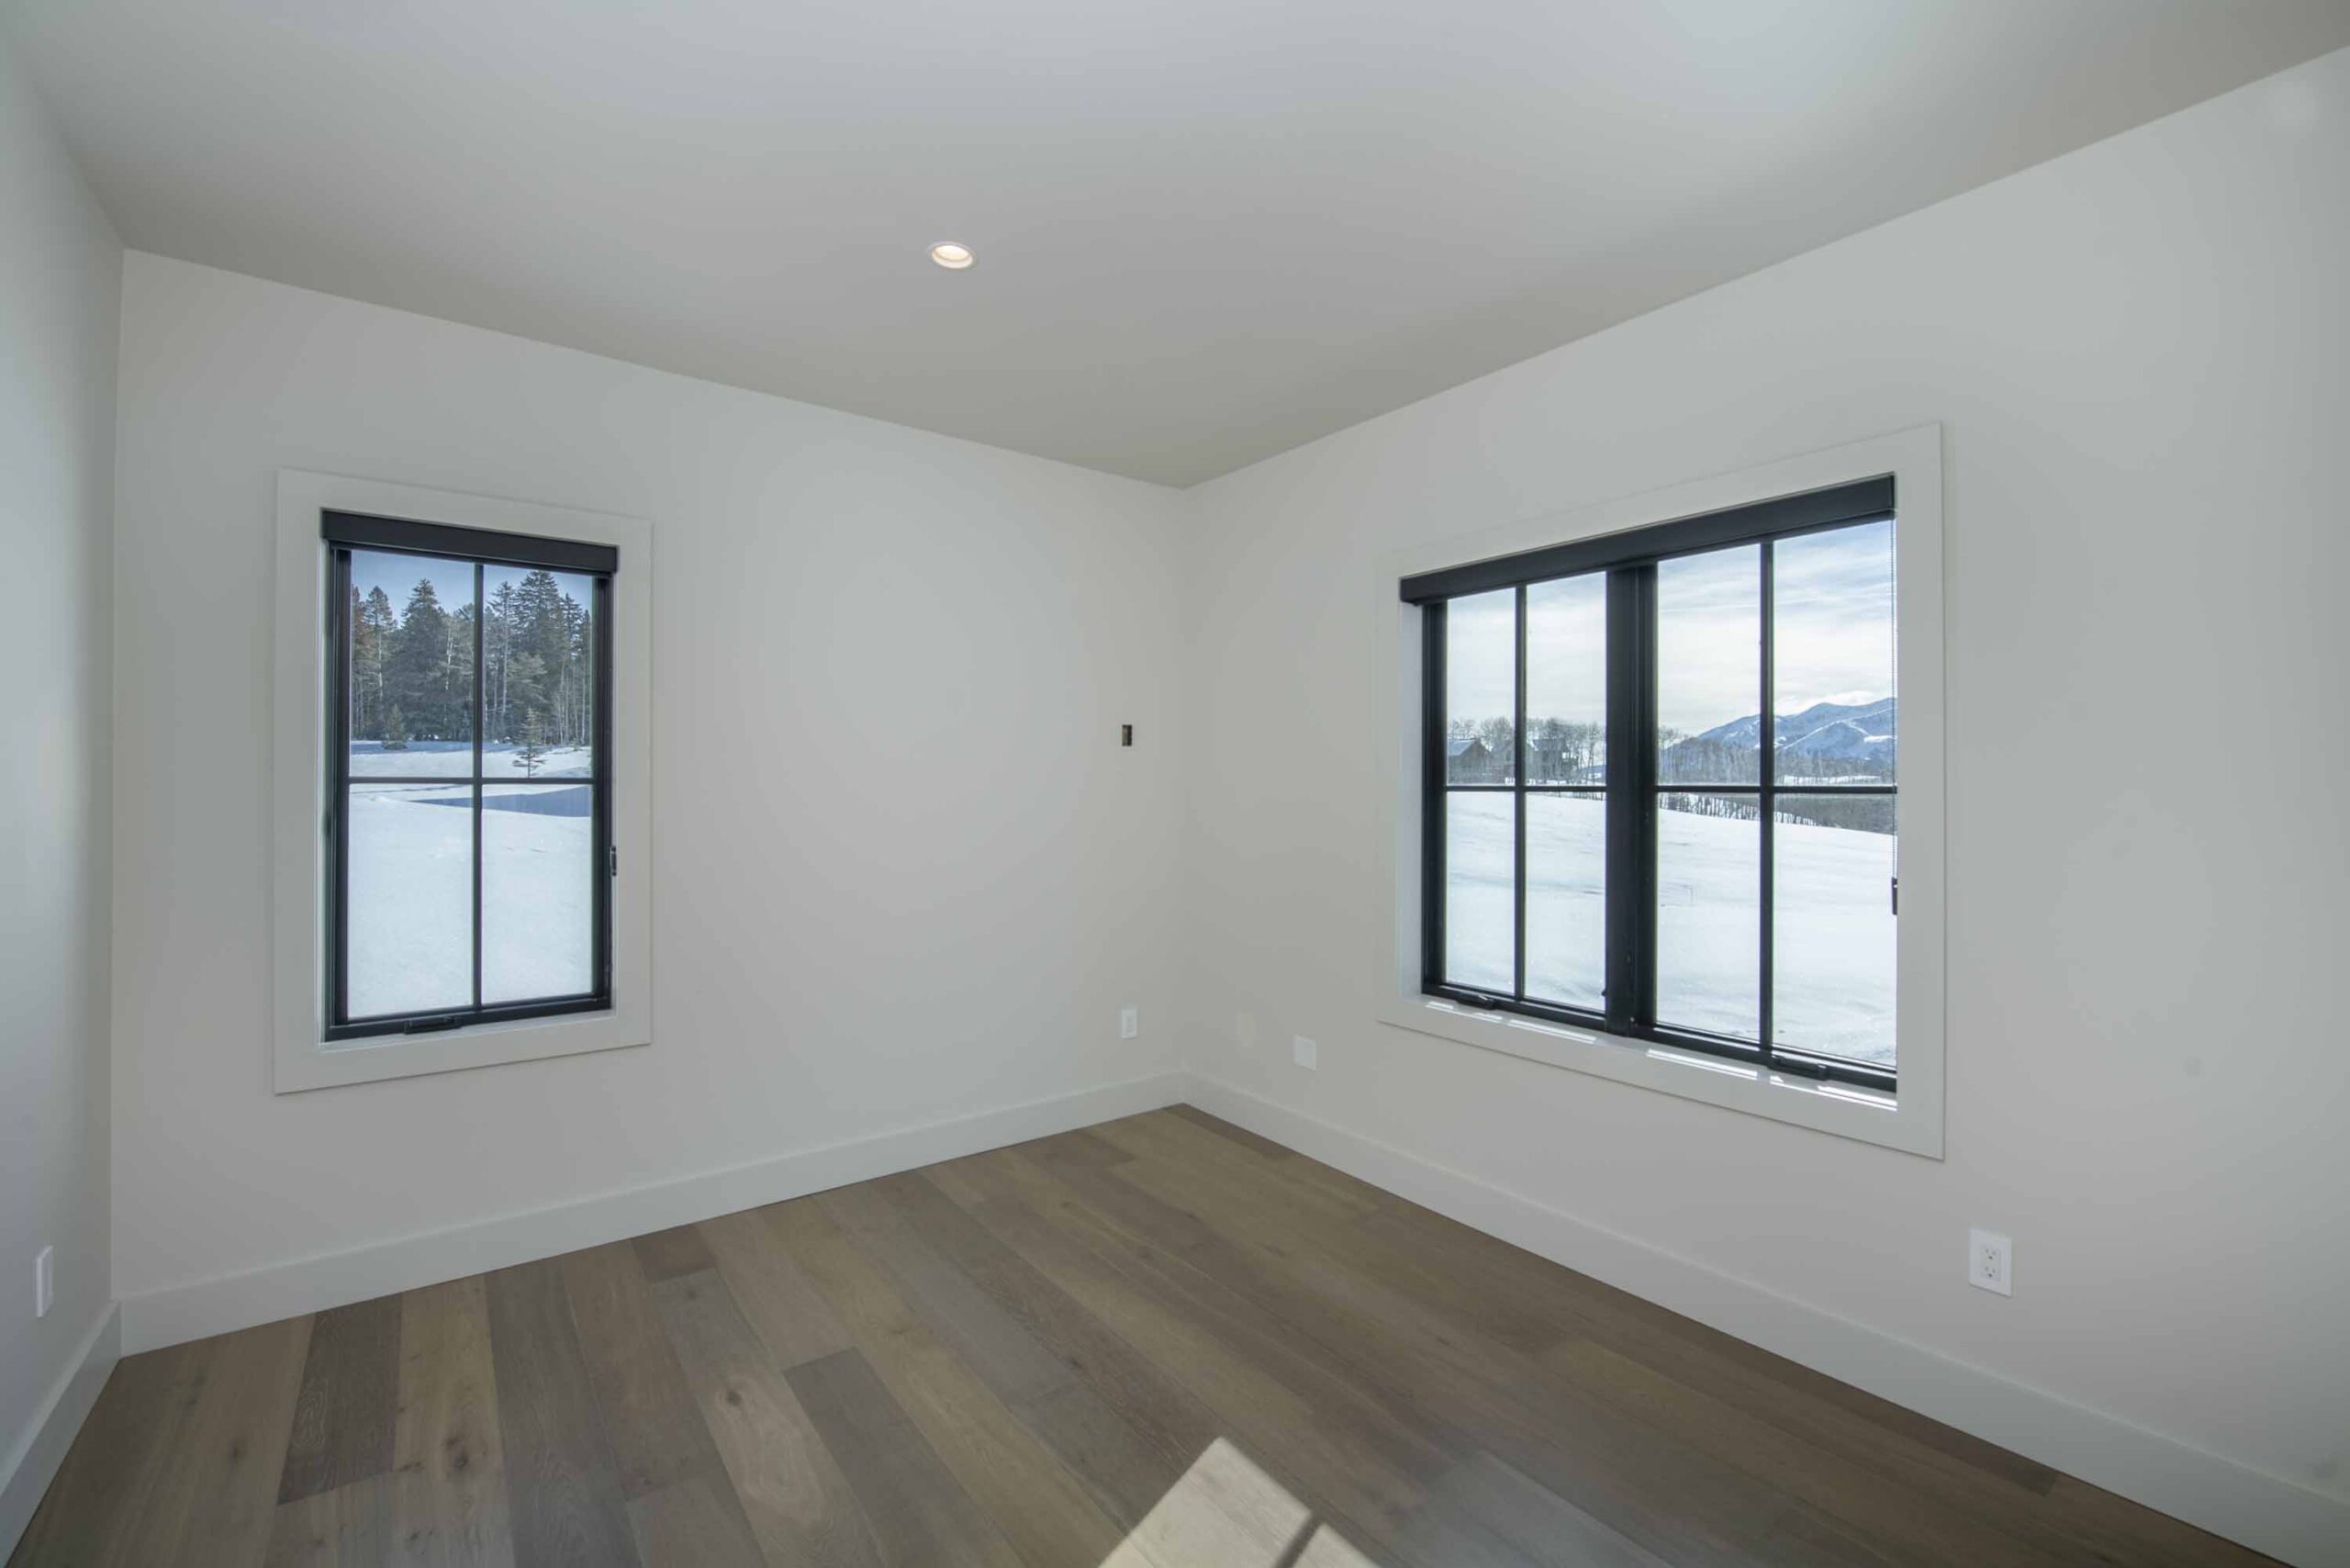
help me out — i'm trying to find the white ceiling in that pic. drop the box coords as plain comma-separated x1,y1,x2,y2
13,3,2349,487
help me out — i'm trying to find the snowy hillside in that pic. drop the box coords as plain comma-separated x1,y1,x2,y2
347,781,592,1015
1444,794,1894,1064
1665,697,1896,779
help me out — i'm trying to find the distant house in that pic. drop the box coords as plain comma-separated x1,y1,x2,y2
1446,734,1501,783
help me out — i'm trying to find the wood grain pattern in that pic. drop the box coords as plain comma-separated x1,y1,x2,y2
482,1260,639,1568
631,1226,717,1283
10,1109,2280,1568
784,1350,1023,1568
649,1269,881,1568
121,1316,315,1568
279,1298,401,1505
557,1242,722,1501
776,1193,1128,1567
7,1339,213,1565
622,1475,764,1568
265,1475,390,1568
387,1276,514,1568
696,1207,854,1371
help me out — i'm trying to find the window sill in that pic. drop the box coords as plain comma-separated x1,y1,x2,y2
1372,992,1940,1158
275,1005,649,1093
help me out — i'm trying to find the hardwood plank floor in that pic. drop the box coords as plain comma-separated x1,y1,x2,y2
9,1109,2276,1568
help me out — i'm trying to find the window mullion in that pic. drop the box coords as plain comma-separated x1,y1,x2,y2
594,573,615,1000
330,549,352,1028
1420,602,1447,991
1759,541,1775,1058
1604,566,1654,1036
471,560,485,1014
1512,584,1527,1002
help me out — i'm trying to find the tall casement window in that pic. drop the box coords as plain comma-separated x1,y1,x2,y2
323,512,615,1039
1405,478,1898,1091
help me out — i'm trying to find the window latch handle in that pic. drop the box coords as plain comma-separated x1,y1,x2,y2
403,1015,465,1036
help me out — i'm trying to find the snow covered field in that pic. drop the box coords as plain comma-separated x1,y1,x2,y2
1444,793,1895,1064
346,782,593,1016
350,739,592,779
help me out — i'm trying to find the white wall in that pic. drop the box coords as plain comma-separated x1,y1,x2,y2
109,254,1188,1324
0,28,119,1540
1180,43,2350,1544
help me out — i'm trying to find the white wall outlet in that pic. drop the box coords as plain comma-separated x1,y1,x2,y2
1119,1005,1139,1040
1967,1228,2013,1296
35,1245,54,1318
1292,1035,1318,1070
1235,1012,1257,1051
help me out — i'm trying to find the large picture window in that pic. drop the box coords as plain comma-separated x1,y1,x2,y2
323,511,615,1040
1405,477,1898,1091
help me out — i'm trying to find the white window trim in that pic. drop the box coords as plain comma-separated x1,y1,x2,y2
1372,426,1946,1158
271,470,655,1092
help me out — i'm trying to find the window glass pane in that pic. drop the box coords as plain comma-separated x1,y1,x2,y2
1655,791,1759,1039
1774,793,1897,1066
483,566,598,779
1444,588,1516,783
481,784,596,1003
1656,545,1760,784
345,782,474,1017
1443,792,1515,992
1774,521,1896,783
1525,575,1605,785
1525,793,1605,1011
348,550,475,777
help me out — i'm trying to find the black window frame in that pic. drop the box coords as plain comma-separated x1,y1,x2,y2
1404,476,1898,1093
322,510,617,1042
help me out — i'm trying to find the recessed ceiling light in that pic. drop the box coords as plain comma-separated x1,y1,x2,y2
930,241,975,270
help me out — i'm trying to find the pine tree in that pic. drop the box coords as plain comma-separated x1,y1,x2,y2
505,651,547,741
383,703,409,751
386,579,455,739
348,586,372,736
516,710,548,778
362,588,396,735
347,586,397,739
444,603,477,746
485,578,519,740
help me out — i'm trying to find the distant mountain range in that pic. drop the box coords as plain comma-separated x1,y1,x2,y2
1667,697,1895,778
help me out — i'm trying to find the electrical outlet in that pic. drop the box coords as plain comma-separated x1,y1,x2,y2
1292,1035,1318,1070
1235,1012,1258,1051
35,1246,53,1319
1119,1006,1139,1040
1967,1228,2012,1296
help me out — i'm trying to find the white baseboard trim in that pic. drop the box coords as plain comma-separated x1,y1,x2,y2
1,1302,119,1561
118,1071,1187,1356
1183,1074,2349,1568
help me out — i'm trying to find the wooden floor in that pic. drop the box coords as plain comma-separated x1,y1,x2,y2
14,1107,2265,1568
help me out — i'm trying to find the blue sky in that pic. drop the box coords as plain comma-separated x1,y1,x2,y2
352,548,473,622
351,550,593,625
1447,519,1895,737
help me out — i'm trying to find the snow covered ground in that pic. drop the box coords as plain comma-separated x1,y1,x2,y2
349,739,592,778
1444,793,1895,1065
346,782,593,1016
